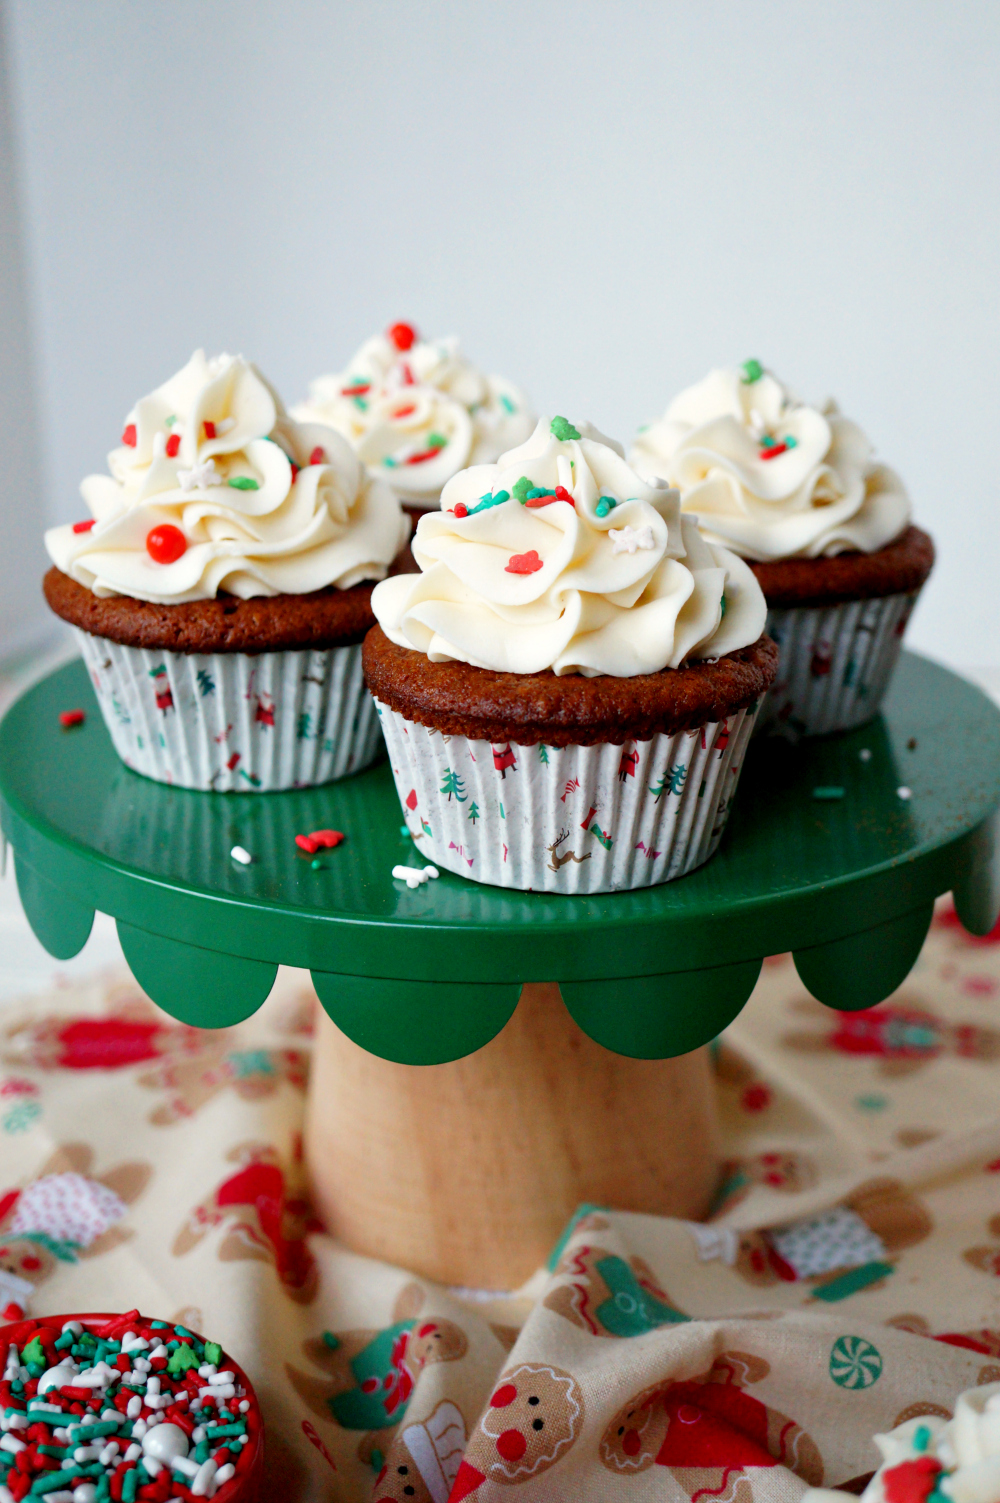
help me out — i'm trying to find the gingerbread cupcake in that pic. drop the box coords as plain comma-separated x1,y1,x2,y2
0,1309,263,1499
365,416,775,893
631,362,934,737
44,350,410,790
293,322,534,517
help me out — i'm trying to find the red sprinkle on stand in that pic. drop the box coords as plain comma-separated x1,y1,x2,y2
309,446,325,465
121,424,137,447
203,420,217,439
759,442,787,461
59,709,85,728
505,550,544,575
165,432,181,458
453,503,468,518
388,321,417,351
145,524,187,564
295,829,345,854
72,519,96,533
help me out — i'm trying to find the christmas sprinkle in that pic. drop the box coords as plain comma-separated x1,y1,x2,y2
512,476,533,504
145,525,187,565
165,433,181,459
505,550,544,575
227,477,259,491
0,1312,258,1501
897,786,913,800
608,524,655,554
388,321,417,351
230,845,253,865
177,459,222,493
392,864,439,889
859,748,872,762
58,710,85,729
294,830,344,855
740,359,764,384
550,416,581,441
308,446,325,466
121,424,137,448
71,519,96,534
812,786,845,800
595,496,617,518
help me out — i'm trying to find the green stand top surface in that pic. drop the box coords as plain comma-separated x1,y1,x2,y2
2,651,999,1065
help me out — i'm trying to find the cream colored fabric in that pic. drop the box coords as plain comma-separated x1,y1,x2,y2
2,903,999,1501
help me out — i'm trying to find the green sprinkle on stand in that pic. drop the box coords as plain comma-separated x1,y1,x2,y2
812,786,845,801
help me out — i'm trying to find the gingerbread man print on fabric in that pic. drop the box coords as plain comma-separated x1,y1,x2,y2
962,1212,1000,1279
137,1039,308,1125
449,1362,585,1500
544,1240,689,1336
782,996,1000,1076
733,1178,932,1302
711,1151,819,1215
286,1282,468,1471
173,1141,320,1302
0,1142,151,1288
371,1399,467,1503
599,1350,824,1499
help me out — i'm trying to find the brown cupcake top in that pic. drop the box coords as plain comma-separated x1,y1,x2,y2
363,624,777,746
44,566,376,654
750,524,934,609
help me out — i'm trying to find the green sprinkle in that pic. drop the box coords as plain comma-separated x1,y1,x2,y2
719,594,727,617
24,1362,44,1379
426,432,447,449
167,1343,199,1377
383,455,398,467
914,1425,932,1453
322,1331,341,1350
206,1421,246,1439
526,487,555,500
760,433,775,447
122,1470,138,1503
500,394,515,414
310,858,325,870
550,415,581,441
512,475,533,504
784,434,797,448
491,490,510,505
228,476,259,490
399,825,411,838
68,1422,120,1440
54,1331,75,1350
164,414,178,429
595,496,617,518
353,395,368,410
193,1440,210,1464
37,1445,68,1458
740,359,763,384
150,1320,167,1329
21,1336,45,1367
812,786,845,800
204,1341,223,1366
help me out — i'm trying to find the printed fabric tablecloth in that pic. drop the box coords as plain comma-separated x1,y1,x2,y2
1,899,999,1502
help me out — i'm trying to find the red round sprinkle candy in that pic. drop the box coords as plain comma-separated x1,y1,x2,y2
554,485,575,506
496,1428,527,1461
146,524,187,564
165,432,181,458
203,420,217,440
59,709,85,728
490,1383,518,1408
505,550,544,575
72,519,96,533
121,424,137,447
388,321,417,351
453,503,468,518
309,445,325,465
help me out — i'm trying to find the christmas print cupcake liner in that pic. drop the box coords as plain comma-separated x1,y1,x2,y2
376,699,758,893
74,629,383,791
757,590,919,739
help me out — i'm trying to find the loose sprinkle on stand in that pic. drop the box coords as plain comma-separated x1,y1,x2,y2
859,748,873,762
505,550,544,575
59,709,85,729
897,786,913,800
392,864,439,889
72,518,96,534
295,830,345,855
230,845,253,865
812,786,845,801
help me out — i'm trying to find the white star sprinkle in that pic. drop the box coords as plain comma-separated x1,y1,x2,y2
608,524,655,555
177,459,224,492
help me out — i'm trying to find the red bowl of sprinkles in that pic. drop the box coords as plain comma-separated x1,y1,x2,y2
0,1310,263,1501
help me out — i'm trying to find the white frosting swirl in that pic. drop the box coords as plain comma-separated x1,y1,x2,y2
46,350,410,603
371,416,767,678
630,363,911,562
293,327,534,508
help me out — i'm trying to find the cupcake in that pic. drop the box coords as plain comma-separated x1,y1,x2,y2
292,322,534,516
44,350,410,791
804,1380,1000,1503
0,1309,263,1500
364,415,776,893
630,362,934,737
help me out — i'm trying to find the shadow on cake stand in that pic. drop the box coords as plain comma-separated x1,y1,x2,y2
2,652,998,1287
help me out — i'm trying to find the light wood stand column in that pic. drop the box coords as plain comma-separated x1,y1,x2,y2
304,981,720,1289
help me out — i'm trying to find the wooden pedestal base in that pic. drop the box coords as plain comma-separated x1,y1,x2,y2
304,982,721,1289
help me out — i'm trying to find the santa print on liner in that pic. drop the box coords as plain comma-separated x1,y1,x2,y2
450,1362,585,1500
286,1282,468,1473
599,1350,824,1498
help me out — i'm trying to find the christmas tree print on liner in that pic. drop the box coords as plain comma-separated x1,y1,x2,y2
371,1399,467,1503
544,1224,689,1336
285,1282,468,1473
783,995,1000,1075
449,1362,585,1500
0,1142,150,1291
730,1178,932,1302
173,1141,321,1303
599,1350,824,1497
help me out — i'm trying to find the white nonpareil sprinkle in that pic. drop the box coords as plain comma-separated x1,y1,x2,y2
897,786,912,800
608,523,655,555
230,845,253,865
177,458,224,493
859,748,872,761
392,863,439,889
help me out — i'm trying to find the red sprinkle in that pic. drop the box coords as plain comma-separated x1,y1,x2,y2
388,321,417,351
400,363,415,385
405,448,442,465
759,442,787,461
295,829,345,854
554,485,575,506
505,550,544,575
72,519,96,533
453,503,468,518
165,432,181,458
121,424,137,448
340,382,371,397
203,420,216,440
59,709,85,728
146,524,187,565
309,446,325,466
393,404,417,420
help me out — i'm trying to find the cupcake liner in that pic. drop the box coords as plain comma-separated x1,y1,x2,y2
757,590,920,738
74,629,383,791
375,699,758,893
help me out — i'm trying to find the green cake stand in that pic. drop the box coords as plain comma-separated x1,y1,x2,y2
1,651,999,1064
3,649,1000,1286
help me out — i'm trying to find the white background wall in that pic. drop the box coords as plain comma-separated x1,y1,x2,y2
2,0,998,666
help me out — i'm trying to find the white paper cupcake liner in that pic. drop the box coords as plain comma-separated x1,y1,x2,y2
757,590,919,738
375,699,758,893
74,629,383,791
